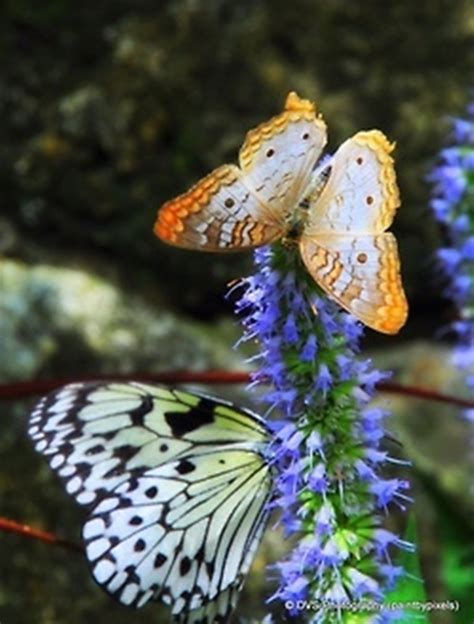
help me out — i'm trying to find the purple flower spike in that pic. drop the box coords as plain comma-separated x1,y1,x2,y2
234,243,410,621
430,103,474,424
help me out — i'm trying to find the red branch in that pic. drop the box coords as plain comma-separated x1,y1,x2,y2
0,517,83,553
0,371,473,408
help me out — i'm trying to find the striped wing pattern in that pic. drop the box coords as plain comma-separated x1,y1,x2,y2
154,92,327,251
154,93,408,335
29,382,271,623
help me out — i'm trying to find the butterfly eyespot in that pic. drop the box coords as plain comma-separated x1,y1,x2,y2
219,459,226,464
357,253,368,264
224,198,235,208
159,443,168,452
356,157,363,165
302,132,310,140
366,195,374,205
266,148,275,157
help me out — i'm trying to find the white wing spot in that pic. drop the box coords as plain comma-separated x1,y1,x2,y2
66,476,82,494
93,559,116,583
51,454,65,469
83,518,106,539
120,583,140,606
77,490,96,505
94,497,120,514
87,537,110,561
59,465,76,477
136,590,154,608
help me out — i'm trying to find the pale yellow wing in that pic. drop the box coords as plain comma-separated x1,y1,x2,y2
305,130,399,235
299,233,408,334
154,92,327,251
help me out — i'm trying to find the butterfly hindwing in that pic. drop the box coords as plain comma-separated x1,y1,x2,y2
299,232,408,334
83,449,270,612
177,584,241,624
29,382,271,622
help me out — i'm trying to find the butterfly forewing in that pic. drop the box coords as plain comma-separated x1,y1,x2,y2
238,92,327,217
304,130,400,235
29,382,271,623
154,164,284,251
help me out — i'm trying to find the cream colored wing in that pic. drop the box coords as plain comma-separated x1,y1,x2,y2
239,91,327,216
299,233,408,334
154,164,283,250
154,92,327,251
304,130,399,235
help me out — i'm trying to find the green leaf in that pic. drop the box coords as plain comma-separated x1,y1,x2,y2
439,510,474,624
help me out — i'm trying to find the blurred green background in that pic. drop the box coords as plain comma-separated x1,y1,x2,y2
0,1,473,623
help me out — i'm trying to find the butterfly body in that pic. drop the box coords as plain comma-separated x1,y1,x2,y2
29,382,271,623
155,92,408,334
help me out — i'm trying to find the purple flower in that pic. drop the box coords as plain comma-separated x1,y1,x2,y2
283,314,299,343
379,564,405,588
301,334,317,361
451,117,474,142
308,463,329,493
462,236,474,260
314,362,332,393
314,502,335,536
234,244,410,619
430,103,474,425
436,248,461,275
371,478,411,509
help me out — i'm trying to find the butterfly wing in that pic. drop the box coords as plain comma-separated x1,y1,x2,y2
154,92,327,251
154,164,284,251
299,232,408,334
177,585,241,624
304,130,400,234
238,91,327,216
179,505,266,624
29,382,271,622
301,130,407,333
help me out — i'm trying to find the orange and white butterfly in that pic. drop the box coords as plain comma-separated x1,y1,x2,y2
154,92,408,334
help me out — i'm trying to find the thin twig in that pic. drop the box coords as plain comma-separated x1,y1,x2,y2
0,516,83,554
377,381,474,408
0,371,472,408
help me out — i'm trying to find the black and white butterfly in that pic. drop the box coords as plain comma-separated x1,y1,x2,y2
28,382,272,623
